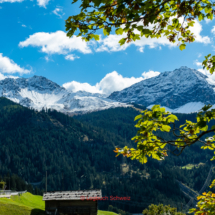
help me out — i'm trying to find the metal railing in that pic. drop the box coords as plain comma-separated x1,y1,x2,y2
0,190,27,196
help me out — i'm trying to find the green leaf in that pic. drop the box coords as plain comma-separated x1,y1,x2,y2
137,26,143,32
133,34,140,40
119,38,126,46
161,125,171,132
140,156,148,164
198,13,205,21
140,29,152,36
179,44,186,51
160,107,165,112
167,114,178,121
202,104,212,111
197,120,207,128
207,13,213,20
134,115,142,121
94,0,102,7
103,28,108,36
205,7,212,13
115,28,124,35
92,34,100,41
201,125,208,131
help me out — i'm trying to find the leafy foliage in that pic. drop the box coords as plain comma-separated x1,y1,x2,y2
189,180,215,215
114,105,215,164
66,0,215,72
0,174,36,194
142,204,185,215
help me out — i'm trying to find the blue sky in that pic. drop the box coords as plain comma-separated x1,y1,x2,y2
0,0,215,95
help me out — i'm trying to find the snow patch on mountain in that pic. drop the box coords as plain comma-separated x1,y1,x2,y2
0,76,129,114
147,102,206,114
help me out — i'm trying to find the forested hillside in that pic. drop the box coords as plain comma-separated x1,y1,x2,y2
0,98,214,213
75,106,215,165
75,107,215,191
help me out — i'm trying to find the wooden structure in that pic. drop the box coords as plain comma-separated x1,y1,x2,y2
43,189,102,215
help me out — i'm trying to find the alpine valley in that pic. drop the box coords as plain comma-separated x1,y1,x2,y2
0,66,215,214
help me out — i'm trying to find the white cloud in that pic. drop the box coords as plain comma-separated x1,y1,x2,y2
142,70,160,79
139,47,144,53
65,54,80,61
19,19,209,60
211,26,215,34
194,60,202,67
97,71,144,95
205,18,213,24
37,0,50,8
197,53,202,58
0,0,23,3
0,53,31,74
44,55,53,62
19,31,92,56
21,24,26,28
63,70,160,95
96,19,210,52
53,7,64,18
191,20,210,43
63,81,102,94
0,73,19,80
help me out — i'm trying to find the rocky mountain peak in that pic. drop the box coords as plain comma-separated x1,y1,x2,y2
0,76,128,114
108,67,215,109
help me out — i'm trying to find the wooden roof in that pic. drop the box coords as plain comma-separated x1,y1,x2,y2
43,189,102,201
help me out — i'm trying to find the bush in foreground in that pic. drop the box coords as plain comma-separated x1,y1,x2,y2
142,204,185,215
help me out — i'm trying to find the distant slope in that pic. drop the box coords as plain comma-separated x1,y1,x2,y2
75,107,140,144
0,97,129,185
108,66,215,112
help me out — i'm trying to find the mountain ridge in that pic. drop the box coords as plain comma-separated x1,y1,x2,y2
0,76,128,114
1,66,215,114
108,66,215,110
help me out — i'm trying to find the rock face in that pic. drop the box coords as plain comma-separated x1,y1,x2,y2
108,66,215,109
0,76,128,114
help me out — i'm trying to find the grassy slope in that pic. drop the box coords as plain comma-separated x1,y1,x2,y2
98,211,118,215
0,192,44,215
181,163,205,170
0,192,117,215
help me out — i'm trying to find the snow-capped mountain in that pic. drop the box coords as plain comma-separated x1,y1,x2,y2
109,66,215,113
0,76,129,114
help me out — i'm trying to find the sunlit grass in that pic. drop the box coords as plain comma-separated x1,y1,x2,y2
0,192,45,215
98,210,118,215
181,163,205,170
